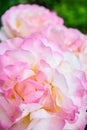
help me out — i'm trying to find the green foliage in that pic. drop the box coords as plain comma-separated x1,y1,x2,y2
0,0,87,34
53,0,87,34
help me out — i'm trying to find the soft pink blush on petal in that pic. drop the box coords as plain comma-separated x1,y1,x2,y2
27,117,65,130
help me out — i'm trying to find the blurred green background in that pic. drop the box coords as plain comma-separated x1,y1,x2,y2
0,0,87,34
0,0,87,130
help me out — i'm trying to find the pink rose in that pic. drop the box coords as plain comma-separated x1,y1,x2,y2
0,34,86,130
0,4,63,41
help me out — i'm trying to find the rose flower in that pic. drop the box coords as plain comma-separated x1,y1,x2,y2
0,4,63,41
0,34,86,130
